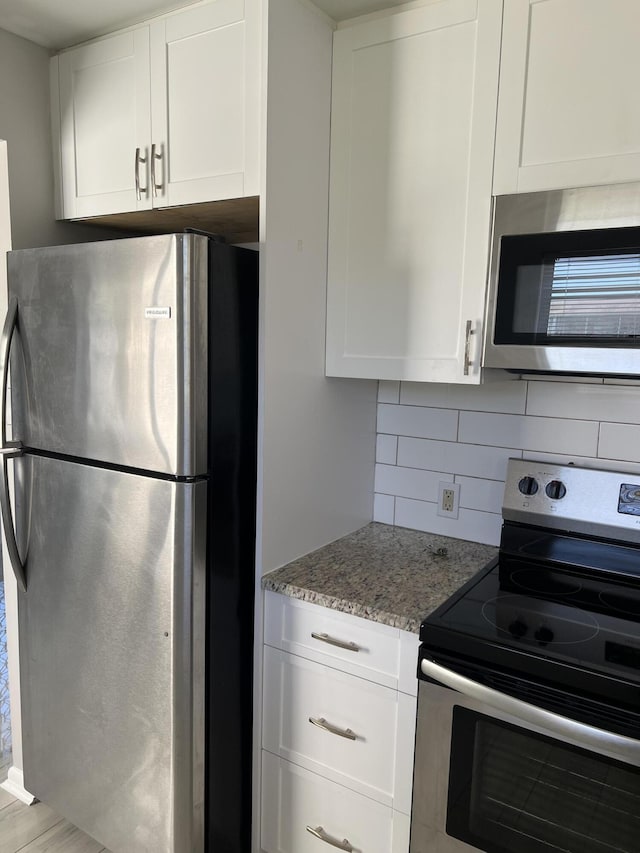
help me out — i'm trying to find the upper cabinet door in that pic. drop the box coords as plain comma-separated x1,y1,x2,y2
57,29,152,218
494,0,640,194
53,0,260,220
149,0,260,207
325,0,503,383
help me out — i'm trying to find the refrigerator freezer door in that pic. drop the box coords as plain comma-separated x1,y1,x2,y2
6,234,207,477
15,454,206,853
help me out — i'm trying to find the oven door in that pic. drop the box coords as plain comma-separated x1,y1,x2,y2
410,658,640,853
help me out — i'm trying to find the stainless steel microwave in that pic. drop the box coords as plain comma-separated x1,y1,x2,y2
483,182,640,377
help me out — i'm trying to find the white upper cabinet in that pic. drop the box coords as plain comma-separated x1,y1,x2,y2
149,0,260,207
494,0,640,194
53,0,259,219
56,29,152,218
325,0,503,383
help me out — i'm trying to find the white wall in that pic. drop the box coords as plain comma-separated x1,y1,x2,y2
0,27,116,249
257,0,377,579
374,376,640,546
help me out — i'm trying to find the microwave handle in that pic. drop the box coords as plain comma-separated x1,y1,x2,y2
421,657,640,762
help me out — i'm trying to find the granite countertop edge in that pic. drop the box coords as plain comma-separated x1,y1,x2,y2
261,576,420,632
261,522,498,635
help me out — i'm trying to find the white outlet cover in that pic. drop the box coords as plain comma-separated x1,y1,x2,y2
437,481,460,519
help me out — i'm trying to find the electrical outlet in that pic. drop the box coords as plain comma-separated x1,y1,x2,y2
437,481,460,519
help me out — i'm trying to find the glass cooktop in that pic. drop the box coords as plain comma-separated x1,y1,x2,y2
421,525,640,701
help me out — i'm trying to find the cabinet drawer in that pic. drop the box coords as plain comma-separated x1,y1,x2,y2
263,646,402,806
262,751,410,853
264,591,401,688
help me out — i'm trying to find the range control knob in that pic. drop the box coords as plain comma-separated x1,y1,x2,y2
518,476,539,496
508,619,528,639
534,626,554,644
545,480,567,500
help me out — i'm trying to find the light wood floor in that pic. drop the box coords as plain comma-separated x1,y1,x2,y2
0,788,111,853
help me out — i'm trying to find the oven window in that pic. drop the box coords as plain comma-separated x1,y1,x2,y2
494,226,640,346
447,706,640,853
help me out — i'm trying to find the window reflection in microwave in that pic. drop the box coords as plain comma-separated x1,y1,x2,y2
515,252,640,337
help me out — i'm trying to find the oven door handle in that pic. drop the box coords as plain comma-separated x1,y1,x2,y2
421,657,640,761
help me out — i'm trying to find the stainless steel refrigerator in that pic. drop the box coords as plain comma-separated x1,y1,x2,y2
0,233,258,853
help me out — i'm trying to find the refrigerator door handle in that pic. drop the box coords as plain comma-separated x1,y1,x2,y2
1,296,22,449
0,451,26,592
0,297,26,592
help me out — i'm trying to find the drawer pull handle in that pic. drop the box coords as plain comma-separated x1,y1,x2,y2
311,632,360,652
306,825,354,851
309,716,357,741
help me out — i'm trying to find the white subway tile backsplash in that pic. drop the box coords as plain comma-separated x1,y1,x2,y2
395,497,502,546
401,380,527,414
373,493,395,524
455,476,504,514
376,377,640,545
599,423,640,464
375,463,441,502
377,403,458,441
397,437,517,480
459,411,599,456
527,381,640,423
378,380,400,403
376,434,398,465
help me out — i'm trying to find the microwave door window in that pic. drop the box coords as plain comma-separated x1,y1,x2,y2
547,253,640,338
495,228,640,346
513,259,555,335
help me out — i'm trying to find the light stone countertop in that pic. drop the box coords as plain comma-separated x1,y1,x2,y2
261,522,498,634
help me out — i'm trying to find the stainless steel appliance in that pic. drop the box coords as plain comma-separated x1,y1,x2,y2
483,181,640,377
0,233,258,853
411,459,640,853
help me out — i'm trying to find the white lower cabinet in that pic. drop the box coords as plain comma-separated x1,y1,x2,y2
261,593,418,853
264,591,404,689
263,646,400,804
261,751,410,853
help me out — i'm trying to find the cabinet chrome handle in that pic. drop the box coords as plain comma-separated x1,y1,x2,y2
151,143,163,197
306,825,354,851
311,632,360,652
309,716,357,741
134,147,147,200
463,319,475,376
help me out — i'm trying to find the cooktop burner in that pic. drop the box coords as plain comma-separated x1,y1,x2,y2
480,592,600,646
599,590,640,618
509,567,583,596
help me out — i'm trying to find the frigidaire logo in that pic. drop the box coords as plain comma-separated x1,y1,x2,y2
144,307,172,319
